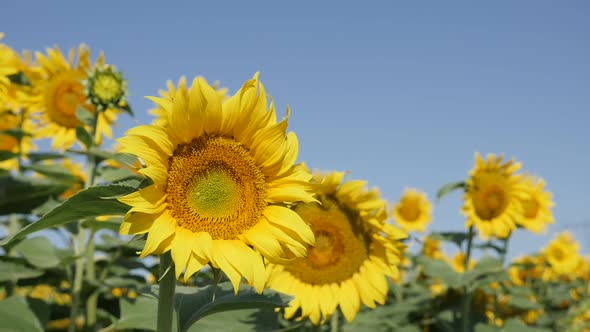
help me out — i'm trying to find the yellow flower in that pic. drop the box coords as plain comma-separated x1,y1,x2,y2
0,110,36,171
32,45,120,151
508,255,543,286
449,252,475,273
266,171,407,324
421,236,444,260
117,73,316,294
462,153,525,239
0,33,19,97
149,77,227,127
516,174,554,233
111,287,124,298
392,188,432,232
541,232,580,276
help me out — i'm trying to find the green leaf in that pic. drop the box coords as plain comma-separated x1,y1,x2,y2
175,283,291,332
436,181,466,201
188,308,278,332
430,231,469,248
474,323,500,332
98,166,138,182
0,184,134,246
7,71,32,86
508,295,542,310
27,152,65,162
1,128,31,141
0,174,68,215
0,259,43,282
12,237,62,269
76,107,94,127
0,296,44,332
416,256,461,287
23,163,80,184
0,150,18,161
502,318,553,332
116,296,158,331
76,125,93,148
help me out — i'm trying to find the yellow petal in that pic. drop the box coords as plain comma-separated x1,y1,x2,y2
263,205,315,246
170,227,193,278
139,212,175,258
126,125,174,156
120,211,161,235
338,279,360,323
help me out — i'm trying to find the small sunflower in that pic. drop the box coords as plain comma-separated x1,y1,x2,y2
393,188,431,232
421,236,444,260
266,171,407,324
462,153,526,239
449,252,475,273
149,77,227,127
32,45,120,151
0,110,35,171
508,255,543,286
117,73,316,293
84,66,127,110
516,174,554,233
541,232,580,276
0,33,19,97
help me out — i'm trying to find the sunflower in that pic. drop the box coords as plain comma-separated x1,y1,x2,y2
516,174,554,233
0,33,18,97
541,232,580,276
117,73,316,293
266,171,407,324
32,45,120,151
393,188,431,232
421,236,444,260
149,77,227,127
508,255,543,286
449,252,475,273
0,110,36,171
462,153,526,239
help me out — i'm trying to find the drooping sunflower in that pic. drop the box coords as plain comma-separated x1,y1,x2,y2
149,77,227,127
516,174,554,233
462,153,526,239
31,45,120,151
266,171,407,324
393,188,431,232
117,73,316,293
541,232,580,276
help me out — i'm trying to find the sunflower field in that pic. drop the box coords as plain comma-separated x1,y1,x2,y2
1,34,589,332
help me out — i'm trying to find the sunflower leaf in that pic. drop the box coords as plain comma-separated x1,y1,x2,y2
0,184,135,246
0,259,43,282
76,125,93,148
0,151,18,161
27,152,65,163
175,283,291,332
0,174,68,215
76,107,94,127
12,236,61,269
0,296,44,332
416,256,461,287
22,163,80,184
436,181,466,201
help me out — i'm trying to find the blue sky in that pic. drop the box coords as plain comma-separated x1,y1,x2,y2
3,1,590,258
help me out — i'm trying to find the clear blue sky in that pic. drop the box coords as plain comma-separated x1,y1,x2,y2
4,1,589,258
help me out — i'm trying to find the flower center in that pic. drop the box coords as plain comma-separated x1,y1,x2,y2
398,199,420,222
46,72,90,128
522,198,539,219
166,135,267,240
285,198,369,285
92,74,122,102
551,247,564,261
472,174,509,220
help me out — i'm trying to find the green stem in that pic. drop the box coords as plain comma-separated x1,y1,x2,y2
330,310,339,332
499,234,510,266
70,110,100,332
157,252,176,332
461,226,475,332
312,321,322,332
69,228,87,332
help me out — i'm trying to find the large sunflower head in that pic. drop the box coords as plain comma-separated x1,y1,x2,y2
117,73,316,294
392,188,431,233
266,171,407,324
462,153,526,239
515,174,554,233
149,77,227,127
541,232,580,277
32,45,120,151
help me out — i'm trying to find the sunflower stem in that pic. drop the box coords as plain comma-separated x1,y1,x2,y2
70,109,101,332
499,234,510,266
330,310,339,332
461,225,475,332
157,252,176,332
